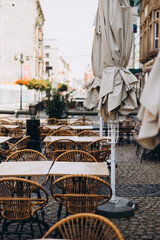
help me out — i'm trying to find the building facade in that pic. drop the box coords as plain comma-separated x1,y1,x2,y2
140,0,160,83
43,39,73,88
0,0,44,84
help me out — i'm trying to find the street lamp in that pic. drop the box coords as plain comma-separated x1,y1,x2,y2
14,53,29,110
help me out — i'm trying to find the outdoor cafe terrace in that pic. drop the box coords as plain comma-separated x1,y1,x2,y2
0,114,159,239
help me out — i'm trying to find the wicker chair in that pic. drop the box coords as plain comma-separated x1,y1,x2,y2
85,139,111,162
134,122,142,139
77,117,93,125
77,130,99,136
45,139,77,161
119,118,137,145
5,149,49,186
0,120,10,125
55,150,97,162
55,121,68,125
57,125,77,135
38,126,54,140
42,118,59,125
4,126,24,140
0,177,48,239
70,121,87,126
51,175,112,215
49,129,75,136
0,135,31,160
42,213,124,239
0,117,12,123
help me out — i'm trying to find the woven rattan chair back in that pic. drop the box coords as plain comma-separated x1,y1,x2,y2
42,213,124,239
55,121,68,125
9,135,31,152
5,149,49,185
42,118,59,125
57,125,77,135
77,117,93,125
0,136,31,159
0,120,10,125
77,130,99,137
38,126,54,140
85,139,111,162
6,149,48,162
0,117,12,123
55,150,97,162
51,175,112,214
45,139,77,161
0,177,48,220
121,118,136,128
70,121,87,126
49,129,75,136
134,122,142,138
6,127,24,139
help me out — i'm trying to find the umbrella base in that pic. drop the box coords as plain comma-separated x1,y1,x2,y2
96,197,137,218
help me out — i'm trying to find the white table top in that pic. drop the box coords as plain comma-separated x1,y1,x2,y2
0,136,12,144
49,162,109,177
0,161,53,177
43,136,110,143
2,125,19,129
46,125,93,130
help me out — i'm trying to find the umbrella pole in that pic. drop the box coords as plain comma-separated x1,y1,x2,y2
111,121,116,202
97,116,137,217
99,115,103,137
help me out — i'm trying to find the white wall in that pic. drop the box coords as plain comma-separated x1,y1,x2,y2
0,0,37,84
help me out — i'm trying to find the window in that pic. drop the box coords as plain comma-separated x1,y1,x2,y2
46,53,49,58
154,22,159,48
155,10,159,19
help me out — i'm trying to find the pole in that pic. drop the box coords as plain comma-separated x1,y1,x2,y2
99,115,103,137
20,53,23,110
110,121,116,201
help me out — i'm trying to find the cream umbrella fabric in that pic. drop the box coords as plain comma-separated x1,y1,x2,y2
84,0,138,120
137,51,160,150
83,7,101,109
98,0,138,121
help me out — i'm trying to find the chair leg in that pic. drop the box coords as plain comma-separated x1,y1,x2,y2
57,203,63,221
29,218,35,239
18,220,25,240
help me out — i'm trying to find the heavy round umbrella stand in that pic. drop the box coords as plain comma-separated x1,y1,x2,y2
96,197,138,218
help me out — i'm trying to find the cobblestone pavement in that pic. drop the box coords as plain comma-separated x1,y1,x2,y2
1,141,160,240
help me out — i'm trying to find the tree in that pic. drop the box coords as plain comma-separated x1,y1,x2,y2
45,90,68,119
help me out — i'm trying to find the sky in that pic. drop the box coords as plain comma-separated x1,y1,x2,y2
39,0,98,80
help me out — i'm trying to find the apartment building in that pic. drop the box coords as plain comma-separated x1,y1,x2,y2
140,0,160,83
0,0,44,84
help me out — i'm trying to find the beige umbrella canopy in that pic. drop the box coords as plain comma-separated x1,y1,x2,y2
84,0,138,120
137,51,160,150
98,0,138,121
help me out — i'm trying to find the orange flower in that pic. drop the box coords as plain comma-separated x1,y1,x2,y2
15,78,29,86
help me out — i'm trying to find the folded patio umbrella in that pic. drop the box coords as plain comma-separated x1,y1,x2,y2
137,51,160,150
85,0,138,204
97,0,138,121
